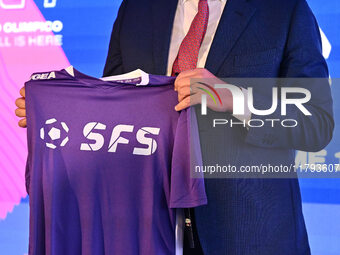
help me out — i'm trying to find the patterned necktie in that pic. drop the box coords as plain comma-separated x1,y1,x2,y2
172,0,209,76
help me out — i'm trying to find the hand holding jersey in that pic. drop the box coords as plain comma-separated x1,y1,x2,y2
174,68,233,113
15,67,238,128
171,0,236,117
14,0,230,128
15,87,27,127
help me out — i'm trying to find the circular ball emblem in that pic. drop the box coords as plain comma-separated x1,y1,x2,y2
40,118,69,149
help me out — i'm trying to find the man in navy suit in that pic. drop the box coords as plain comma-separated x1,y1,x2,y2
16,0,334,254
101,0,333,253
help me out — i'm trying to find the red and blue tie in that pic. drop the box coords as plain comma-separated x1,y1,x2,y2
172,0,210,76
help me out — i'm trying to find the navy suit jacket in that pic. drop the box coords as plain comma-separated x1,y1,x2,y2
103,0,334,254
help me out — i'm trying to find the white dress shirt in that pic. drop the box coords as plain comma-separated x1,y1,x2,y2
168,0,250,130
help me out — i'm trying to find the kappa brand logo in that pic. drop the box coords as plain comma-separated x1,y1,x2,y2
30,71,56,80
40,118,69,149
40,120,161,156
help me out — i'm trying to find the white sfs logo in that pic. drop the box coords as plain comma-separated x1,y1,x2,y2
80,122,160,156
40,121,160,156
0,0,57,9
40,118,69,149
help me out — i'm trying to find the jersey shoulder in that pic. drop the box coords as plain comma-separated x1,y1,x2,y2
27,69,71,82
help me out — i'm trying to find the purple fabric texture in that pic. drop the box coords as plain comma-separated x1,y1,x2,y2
25,68,207,255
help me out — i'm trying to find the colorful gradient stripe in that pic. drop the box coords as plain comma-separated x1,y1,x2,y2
196,82,223,105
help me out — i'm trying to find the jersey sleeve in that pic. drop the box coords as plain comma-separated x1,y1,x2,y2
24,80,35,195
169,107,207,209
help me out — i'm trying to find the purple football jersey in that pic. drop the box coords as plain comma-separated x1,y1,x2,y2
25,67,207,255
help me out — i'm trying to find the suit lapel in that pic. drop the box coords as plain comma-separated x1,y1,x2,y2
205,0,256,74
152,0,179,75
